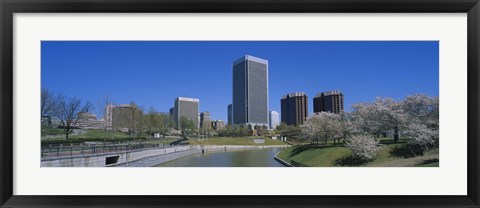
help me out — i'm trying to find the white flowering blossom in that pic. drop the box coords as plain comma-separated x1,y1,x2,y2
351,97,406,139
345,135,380,160
402,94,439,130
301,112,344,144
404,123,437,147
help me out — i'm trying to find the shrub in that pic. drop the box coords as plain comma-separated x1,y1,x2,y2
390,143,426,158
403,123,437,154
335,155,370,166
345,135,380,160
41,137,148,146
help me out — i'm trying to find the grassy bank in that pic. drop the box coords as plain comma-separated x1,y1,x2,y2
41,129,287,147
185,137,287,146
276,140,439,167
42,129,131,140
41,128,181,146
70,129,131,139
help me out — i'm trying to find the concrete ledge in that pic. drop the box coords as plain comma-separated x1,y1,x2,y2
41,145,291,167
114,149,201,167
274,152,293,167
41,145,194,167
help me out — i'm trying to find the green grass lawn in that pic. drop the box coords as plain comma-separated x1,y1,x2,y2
42,128,131,140
185,137,287,146
148,138,181,145
69,129,130,139
42,130,287,147
41,129,155,146
276,144,351,166
276,139,439,167
42,127,64,136
413,159,440,167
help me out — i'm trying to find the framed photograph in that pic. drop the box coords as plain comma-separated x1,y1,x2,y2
1,0,479,207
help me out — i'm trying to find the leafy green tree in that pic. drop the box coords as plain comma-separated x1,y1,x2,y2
144,107,158,138
277,123,302,141
179,116,195,136
157,113,170,138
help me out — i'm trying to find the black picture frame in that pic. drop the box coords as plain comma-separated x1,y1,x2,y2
1,0,479,207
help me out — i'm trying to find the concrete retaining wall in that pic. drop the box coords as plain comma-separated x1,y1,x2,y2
113,145,290,167
41,145,194,167
41,145,290,167
197,145,289,152
273,152,293,167
115,149,201,167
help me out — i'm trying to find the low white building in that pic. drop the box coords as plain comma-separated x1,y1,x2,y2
269,110,280,129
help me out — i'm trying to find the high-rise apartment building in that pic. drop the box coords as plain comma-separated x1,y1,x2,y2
174,97,199,129
281,92,308,126
313,90,344,114
232,55,269,128
269,110,280,129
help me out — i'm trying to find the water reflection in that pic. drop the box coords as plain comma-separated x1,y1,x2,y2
155,147,286,167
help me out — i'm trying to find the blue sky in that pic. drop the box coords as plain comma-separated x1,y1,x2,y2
41,41,439,121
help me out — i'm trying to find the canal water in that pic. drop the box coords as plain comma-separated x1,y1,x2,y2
154,147,286,167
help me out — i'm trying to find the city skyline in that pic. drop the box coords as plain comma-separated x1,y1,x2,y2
41,41,439,121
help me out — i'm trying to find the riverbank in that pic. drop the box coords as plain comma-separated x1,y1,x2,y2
185,137,288,146
155,146,288,167
276,143,439,167
273,152,293,167
115,148,201,167
199,144,289,152
114,144,290,167
41,145,194,167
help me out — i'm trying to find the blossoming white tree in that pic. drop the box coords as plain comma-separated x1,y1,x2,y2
301,112,344,144
345,135,380,160
351,97,406,142
401,94,439,154
402,93,439,132
297,94,439,161
404,123,437,147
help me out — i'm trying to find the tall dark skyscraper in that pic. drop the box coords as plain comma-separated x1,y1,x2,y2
313,90,344,114
281,92,308,126
232,55,269,128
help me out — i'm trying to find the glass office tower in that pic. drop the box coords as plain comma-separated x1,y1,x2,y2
232,55,269,128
